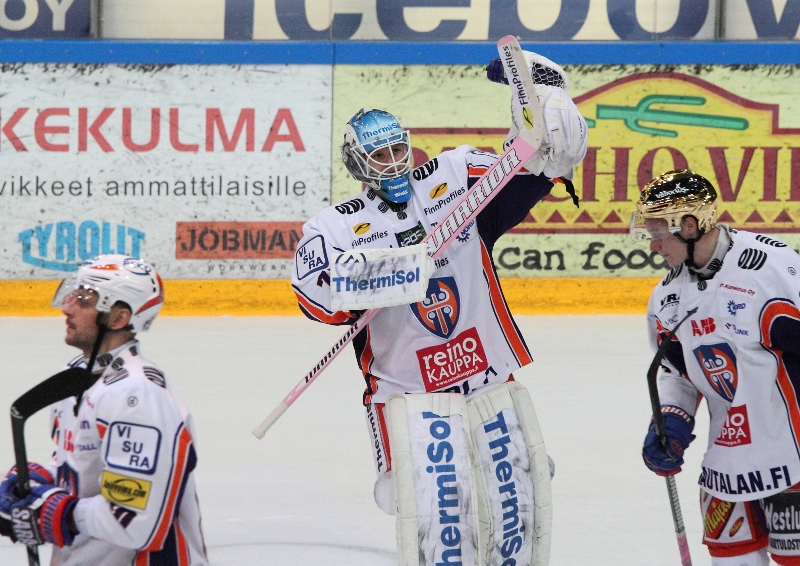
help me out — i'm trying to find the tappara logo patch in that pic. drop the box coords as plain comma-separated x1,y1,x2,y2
416,327,489,391
410,277,460,339
715,405,752,447
694,343,738,402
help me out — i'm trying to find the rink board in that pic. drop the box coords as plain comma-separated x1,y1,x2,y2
0,41,798,312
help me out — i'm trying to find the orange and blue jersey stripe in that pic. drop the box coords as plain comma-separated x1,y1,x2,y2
479,241,532,366
142,425,196,555
760,299,800,454
294,287,356,325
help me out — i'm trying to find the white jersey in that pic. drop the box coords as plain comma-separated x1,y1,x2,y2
292,145,554,404
44,340,207,565
648,226,800,502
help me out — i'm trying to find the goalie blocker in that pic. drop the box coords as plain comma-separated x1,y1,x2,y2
379,382,552,566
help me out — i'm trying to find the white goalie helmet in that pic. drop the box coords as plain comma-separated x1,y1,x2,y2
53,254,165,333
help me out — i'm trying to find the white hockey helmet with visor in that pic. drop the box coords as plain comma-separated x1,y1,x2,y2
52,254,165,333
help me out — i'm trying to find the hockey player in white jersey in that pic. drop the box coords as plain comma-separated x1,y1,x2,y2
0,255,208,565
632,170,800,565
292,50,587,565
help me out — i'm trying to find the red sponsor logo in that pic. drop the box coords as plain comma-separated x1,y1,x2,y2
728,517,744,537
175,221,304,259
719,282,756,296
692,317,716,336
704,497,733,539
0,107,305,153
715,405,752,447
416,327,488,391
63,429,74,452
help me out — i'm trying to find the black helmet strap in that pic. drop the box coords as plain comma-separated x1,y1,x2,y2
674,229,705,269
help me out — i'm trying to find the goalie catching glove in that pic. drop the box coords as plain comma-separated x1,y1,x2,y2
487,51,588,183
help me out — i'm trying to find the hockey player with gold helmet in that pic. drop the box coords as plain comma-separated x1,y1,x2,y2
632,170,800,565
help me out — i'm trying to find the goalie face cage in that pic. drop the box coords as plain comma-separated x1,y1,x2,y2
340,108,413,203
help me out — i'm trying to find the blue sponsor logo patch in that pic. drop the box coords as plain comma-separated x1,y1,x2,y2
18,221,145,272
727,300,746,316
295,234,328,280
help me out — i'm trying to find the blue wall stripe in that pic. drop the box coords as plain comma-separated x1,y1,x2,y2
0,40,334,64
0,40,797,65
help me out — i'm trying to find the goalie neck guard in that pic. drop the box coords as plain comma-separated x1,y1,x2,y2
341,108,412,204
53,254,164,333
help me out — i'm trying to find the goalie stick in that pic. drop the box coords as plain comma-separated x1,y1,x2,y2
646,306,697,566
252,35,545,439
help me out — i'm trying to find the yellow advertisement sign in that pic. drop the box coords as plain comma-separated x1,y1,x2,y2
408,72,800,236
333,65,800,278
572,71,800,235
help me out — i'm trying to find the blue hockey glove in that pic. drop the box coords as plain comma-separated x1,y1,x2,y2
642,406,696,476
9,484,78,547
0,462,55,527
486,58,507,84
0,463,77,547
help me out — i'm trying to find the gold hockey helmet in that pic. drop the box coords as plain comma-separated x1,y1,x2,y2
630,169,718,241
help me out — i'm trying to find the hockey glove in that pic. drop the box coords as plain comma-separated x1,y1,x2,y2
642,406,696,476
8,484,78,547
0,462,55,542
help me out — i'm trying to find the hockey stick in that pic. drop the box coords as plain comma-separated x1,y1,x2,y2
645,306,697,566
11,367,96,565
252,35,544,439
10,323,106,565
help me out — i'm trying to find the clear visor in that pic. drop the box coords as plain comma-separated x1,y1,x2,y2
52,280,99,309
629,213,680,242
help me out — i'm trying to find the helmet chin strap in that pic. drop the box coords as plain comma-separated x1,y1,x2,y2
674,229,705,269
87,312,110,373
73,313,110,416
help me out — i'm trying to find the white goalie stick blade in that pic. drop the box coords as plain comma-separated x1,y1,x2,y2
252,35,545,440
496,35,545,154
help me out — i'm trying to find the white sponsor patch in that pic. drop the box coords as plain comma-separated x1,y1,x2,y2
105,422,161,475
295,234,329,280
718,290,756,324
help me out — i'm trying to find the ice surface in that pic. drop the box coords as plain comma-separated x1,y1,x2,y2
0,315,712,565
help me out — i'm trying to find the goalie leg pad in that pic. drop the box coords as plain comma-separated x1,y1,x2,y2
386,393,480,566
467,381,553,566
365,403,396,515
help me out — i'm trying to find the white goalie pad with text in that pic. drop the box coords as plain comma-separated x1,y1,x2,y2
330,243,435,311
386,383,551,566
387,392,480,566
467,381,552,566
